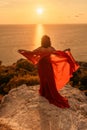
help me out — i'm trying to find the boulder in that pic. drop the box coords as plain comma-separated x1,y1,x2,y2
0,84,87,130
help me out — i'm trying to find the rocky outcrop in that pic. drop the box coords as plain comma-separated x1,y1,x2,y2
0,84,87,130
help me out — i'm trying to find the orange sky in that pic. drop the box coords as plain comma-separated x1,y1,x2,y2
0,0,87,24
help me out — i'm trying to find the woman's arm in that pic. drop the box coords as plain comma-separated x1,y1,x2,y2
33,47,42,52
18,49,31,53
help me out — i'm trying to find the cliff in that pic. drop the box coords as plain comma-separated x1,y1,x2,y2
0,84,87,130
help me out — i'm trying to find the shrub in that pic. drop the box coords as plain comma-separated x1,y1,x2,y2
3,75,40,93
16,58,37,72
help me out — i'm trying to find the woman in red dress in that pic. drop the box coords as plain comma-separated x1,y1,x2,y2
18,35,79,108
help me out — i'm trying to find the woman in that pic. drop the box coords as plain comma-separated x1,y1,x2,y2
18,35,79,108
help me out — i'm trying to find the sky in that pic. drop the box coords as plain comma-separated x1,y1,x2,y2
0,0,87,24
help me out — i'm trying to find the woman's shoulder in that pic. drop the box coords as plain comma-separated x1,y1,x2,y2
33,46,56,53
33,47,42,52
49,46,56,50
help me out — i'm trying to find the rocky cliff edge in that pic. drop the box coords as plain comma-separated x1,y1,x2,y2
0,84,87,130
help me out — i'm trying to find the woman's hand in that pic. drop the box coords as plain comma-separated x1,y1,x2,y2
64,48,71,52
18,49,30,53
18,49,25,53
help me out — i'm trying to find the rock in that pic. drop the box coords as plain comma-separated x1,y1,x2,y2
0,94,3,102
0,84,87,130
0,124,12,130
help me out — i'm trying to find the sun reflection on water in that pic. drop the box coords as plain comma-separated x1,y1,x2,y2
34,24,45,48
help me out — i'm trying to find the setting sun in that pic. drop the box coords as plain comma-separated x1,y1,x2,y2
0,1,87,24
36,8,43,15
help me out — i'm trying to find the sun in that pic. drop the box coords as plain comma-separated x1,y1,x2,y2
36,8,43,15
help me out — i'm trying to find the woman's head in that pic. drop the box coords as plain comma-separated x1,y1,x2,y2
41,35,51,48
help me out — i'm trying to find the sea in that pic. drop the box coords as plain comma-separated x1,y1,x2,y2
0,24,87,65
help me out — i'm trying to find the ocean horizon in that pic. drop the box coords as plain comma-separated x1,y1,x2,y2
0,24,87,65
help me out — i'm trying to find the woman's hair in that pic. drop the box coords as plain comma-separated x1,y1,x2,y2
41,35,51,48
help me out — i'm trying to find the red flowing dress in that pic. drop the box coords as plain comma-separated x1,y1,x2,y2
18,50,79,108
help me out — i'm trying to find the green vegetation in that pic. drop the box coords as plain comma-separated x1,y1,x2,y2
70,61,87,96
0,59,39,95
